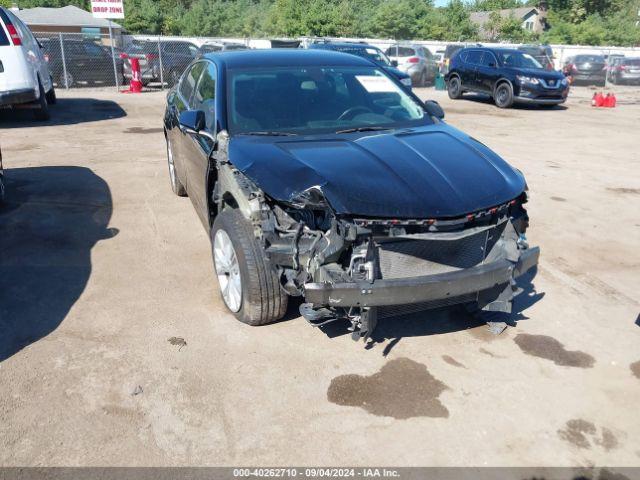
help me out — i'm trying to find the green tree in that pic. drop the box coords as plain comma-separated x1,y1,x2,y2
122,0,163,34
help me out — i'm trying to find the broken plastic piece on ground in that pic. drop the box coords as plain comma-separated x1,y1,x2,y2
168,336,187,350
131,385,143,396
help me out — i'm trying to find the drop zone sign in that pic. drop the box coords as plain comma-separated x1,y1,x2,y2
91,0,125,19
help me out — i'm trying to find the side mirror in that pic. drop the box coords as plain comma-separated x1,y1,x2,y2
488,62,496,68
423,100,445,120
179,110,206,134
390,59,398,67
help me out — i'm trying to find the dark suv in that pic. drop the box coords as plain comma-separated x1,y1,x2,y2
446,47,569,108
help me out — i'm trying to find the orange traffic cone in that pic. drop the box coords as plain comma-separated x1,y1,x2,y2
123,58,143,94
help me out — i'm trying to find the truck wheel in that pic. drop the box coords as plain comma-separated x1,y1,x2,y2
494,82,514,108
447,76,463,99
33,80,50,121
166,137,187,196
212,209,288,326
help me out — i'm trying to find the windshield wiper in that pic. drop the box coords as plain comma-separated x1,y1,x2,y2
335,126,392,134
239,131,298,136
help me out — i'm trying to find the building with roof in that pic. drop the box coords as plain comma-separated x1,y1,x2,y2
470,3,548,39
12,5,123,36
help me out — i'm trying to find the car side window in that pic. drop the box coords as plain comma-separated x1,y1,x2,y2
466,50,483,65
84,42,104,57
193,62,217,131
481,52,496,67
179,61,205,108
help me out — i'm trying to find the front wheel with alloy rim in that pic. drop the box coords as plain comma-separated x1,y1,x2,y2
212,209,288,326
447,76,463,99
494,82,514,108
166,137,187,196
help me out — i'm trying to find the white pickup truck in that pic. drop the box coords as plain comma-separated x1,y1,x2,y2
0,6,55,120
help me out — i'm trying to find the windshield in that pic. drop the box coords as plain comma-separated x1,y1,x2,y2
334,46,392,66
497,51,543,69
227,66,429,135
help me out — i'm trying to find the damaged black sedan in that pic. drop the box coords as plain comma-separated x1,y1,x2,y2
163,49,539,339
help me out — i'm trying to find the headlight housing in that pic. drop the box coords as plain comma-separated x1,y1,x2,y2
400,77,412,87
516,75,540,85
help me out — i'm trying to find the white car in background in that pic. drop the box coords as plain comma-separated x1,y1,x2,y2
0,6,55,120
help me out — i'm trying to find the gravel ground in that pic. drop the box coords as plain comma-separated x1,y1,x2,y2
0,84,639,467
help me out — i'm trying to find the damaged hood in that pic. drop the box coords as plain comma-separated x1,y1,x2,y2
228,124,526,218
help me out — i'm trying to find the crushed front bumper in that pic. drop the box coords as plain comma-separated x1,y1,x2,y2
304,246,539,308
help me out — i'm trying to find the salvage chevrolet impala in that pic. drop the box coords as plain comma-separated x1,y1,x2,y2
163,49,539,339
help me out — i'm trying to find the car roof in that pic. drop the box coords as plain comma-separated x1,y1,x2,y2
311,42,378,50
204,48,374,69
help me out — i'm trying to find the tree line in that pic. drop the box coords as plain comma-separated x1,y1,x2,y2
5,0,640,46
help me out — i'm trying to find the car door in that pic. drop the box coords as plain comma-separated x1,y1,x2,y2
183,60,217,227
460,49,482,89
475,51,499,93
170,61,206,198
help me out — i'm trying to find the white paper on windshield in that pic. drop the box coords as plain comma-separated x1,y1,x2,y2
356,75,397,93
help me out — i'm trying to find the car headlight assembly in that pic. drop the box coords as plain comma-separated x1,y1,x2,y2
561,78,568,86
516,75,540,85
400,77,412,87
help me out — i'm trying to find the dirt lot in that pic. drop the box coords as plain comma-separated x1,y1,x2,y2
1,84,639,467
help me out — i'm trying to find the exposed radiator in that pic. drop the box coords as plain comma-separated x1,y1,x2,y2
377,223,504,280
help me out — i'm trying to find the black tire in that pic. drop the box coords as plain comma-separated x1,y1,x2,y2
494,82,514,109
447,75,463,99
166,136,187,196
212,209,288,326
33,80,50,121
46,84,57,105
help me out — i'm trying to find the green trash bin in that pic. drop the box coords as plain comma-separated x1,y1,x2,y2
435,73,446,91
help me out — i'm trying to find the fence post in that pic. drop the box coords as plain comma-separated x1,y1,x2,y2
59,32,69,89
158,36,165,89
108,20,120,92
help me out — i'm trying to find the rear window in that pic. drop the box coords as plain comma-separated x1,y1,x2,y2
0,9,11,46
386,46,416,57
126,41,157,54
575,55,605,63
0,26,8,46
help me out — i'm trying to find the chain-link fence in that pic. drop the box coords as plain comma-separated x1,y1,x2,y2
32,31,640,91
